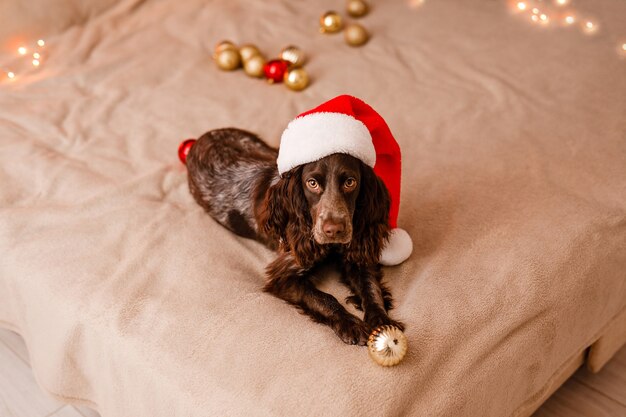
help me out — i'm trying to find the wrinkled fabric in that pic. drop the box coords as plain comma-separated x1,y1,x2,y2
0,0,625,416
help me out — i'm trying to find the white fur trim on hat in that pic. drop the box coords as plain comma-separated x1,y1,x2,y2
380,228,413,266
277,112,376,175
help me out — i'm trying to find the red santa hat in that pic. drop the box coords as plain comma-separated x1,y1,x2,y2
277,95,412,266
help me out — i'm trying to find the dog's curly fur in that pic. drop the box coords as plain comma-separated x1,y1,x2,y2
186,128,404,345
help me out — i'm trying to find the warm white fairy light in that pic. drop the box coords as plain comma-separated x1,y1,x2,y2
583,20,598,34
408,0,425,8
614,42,626,57
5,39,49,80
507,1,622,57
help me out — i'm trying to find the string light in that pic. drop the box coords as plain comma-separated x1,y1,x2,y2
508,2,622,59
584,20,597,34
408,0,425,8
3,39,47,81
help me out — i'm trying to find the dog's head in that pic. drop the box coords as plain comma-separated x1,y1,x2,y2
300,154,361,244
263,153,390,263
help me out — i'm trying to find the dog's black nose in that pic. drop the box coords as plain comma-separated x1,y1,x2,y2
323,221,345,238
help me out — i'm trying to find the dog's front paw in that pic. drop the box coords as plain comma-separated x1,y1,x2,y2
345,294,363,311
333,316,371,346
365,313,406,332
385,318,406,332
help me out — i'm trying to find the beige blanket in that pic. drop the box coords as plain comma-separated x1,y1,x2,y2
1,0,625,416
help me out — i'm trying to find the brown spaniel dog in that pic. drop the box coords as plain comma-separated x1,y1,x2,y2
186,128,404,345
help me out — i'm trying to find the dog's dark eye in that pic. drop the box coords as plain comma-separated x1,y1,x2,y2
306,178,319,190
344,177,357,190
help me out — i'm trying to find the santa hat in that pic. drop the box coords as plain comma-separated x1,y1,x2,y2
277,95,412,266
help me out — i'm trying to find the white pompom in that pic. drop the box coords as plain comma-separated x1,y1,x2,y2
379,228,413,266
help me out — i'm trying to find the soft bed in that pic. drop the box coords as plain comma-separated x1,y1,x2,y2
0,0,625,416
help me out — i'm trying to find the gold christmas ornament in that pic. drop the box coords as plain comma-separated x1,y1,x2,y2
367,325,408,367
344,23,369,47
320,11,343,34
283,68,309,91
347,0,369,18
215,48,241,71
243,54,266,78
214,40,237,57
280,45,306,68
239,44,262,62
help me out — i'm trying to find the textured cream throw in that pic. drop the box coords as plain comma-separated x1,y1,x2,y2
0,0,624,416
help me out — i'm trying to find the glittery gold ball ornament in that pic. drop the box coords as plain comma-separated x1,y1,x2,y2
320,11,343,34
239,44,262,62
243,54,266,78
367,325,408,367
215,48,241,71
347,0,369,18
280,45,306,68
283,68,309,91
344,23,369,47
214,40,237,58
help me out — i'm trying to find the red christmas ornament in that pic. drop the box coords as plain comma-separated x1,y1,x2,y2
263,59,289,83
178,139,196,164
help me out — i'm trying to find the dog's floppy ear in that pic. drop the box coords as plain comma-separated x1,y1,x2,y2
262,166,310,247
347,163,391,265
